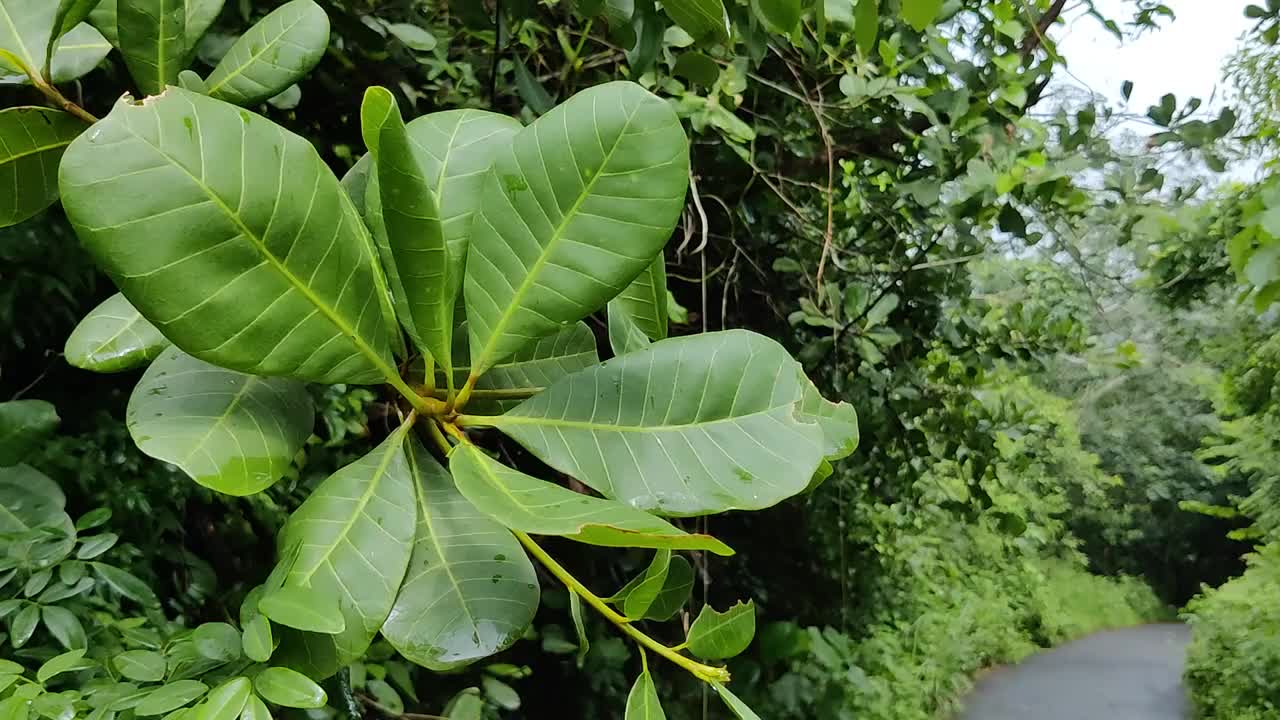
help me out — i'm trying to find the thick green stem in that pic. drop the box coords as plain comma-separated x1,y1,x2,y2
449,374,479,413
513,531,731,684
428,387,543,402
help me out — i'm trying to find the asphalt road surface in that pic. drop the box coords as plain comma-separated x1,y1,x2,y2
956,624,1192,720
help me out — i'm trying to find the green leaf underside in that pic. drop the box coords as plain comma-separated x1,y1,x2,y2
272,421,416,679
365,87,451,372
686,600,755,659
608,301,652,357
622,549,669,619
446,320,600,403
463,80,689,377
0,0,57,76
480,330,826,516
660,0,728,43
710,682,762,720
0,464,75,564
59,88,397,385
0,399,59,465
183,0,223,56
127,346,314,496
448,444,733,555
118,0,186,96
0,20,110,85
624,671,666,720
611,253,668,341
0,107,83,228
206,0,330,107
66,292,171,372
381,438,539,671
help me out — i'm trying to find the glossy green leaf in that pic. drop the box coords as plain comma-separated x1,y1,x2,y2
118,0,187,95
710,682,761,720
41,605,87,650
91,561,159,606
37,649,93,682
477,330,826,516
382,438,539,671
113,650,167,682
448,444,732,555
642,554,693,621
241,613,273,663
271,422,416,679
75,532,118,559
252,667,326,709
624,671,665,720
622,550,670,619
659,0,728,43
362,87,449,367
0,464,75,564
480,676,519,711
205,0,329,107
463,80,689,378
854,0,878,56
750,0,801,34
258,585,344,635
193,622,242,662
65,293,170,373
136,681,208,716
608,301,652,357
126,347,314,496
0,399,59,465
0,107,82,229
900,0,942,30
60,88,398,385
239,696,270,720
48,22,111,82
686,600,755,659
10,602,38,647
196,677,250,720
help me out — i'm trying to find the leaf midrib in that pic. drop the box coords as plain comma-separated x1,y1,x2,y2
407,447,480,636
482,404,796,434
1,137,72,165
118,111,397,384
207,10,307,95
469,97,644,375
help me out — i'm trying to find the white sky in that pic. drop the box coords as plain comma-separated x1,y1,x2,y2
1055,0,1254,120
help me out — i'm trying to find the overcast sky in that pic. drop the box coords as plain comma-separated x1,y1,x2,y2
1055,0,1254,112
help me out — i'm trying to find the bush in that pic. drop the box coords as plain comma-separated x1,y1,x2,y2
1184,542,1280,720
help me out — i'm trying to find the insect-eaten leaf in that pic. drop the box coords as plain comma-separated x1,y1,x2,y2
686,600,755,660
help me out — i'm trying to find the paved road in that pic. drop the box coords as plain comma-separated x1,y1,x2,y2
956,624,1192,720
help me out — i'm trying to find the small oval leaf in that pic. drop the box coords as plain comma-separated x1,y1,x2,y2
252,667,326,709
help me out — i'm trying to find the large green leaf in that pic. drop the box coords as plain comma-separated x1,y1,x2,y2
126,347,314,496
362,87,449,369
205,0,329,107
471,330,826,516
48,22,111,83
463,80,689,378
381,438,539,671
448,444,732,555
0,107,83,228
0,399,59,466
271,422,417,679
624,671,665,720
65,293,170,372
0,464,75,565
609,253,668,342
118,0,187,95
59,88,398,385
659,0,728,43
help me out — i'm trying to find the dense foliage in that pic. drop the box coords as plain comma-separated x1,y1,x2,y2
3,0,1279,719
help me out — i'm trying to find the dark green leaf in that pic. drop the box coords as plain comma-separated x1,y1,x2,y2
193,622,242,662
512,55,555,114
0,399,59,466
643,554,693,621
686,600,755,659
10,602,38,647
382,438,539,671
899,0,942,30
118,0,186,95
750,0,801,33
135,681,208,716
0,107,82,229
42,606,87,650
854,0,878,55
622,550,670,619
91,562,159,606
252,667,326,709
76,532,118,559
205,0,330,107
671,52,719,85
126,347,314,496
569,593,588,666
113,650,167,682
660,0,728,43
59,88,399,385
710,682,761,720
